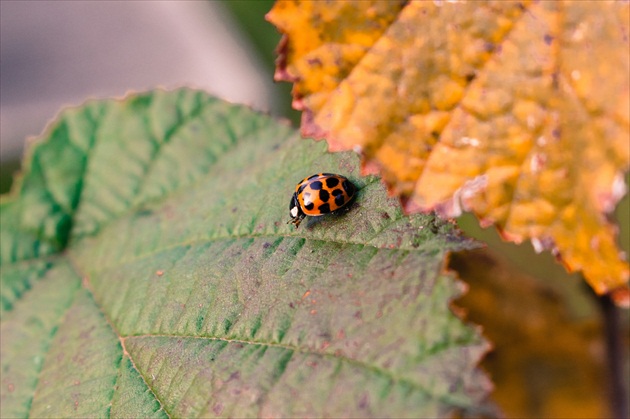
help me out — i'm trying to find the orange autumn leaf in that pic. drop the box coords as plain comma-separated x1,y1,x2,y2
267,0,630,298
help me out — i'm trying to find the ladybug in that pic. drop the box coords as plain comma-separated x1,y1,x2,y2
288,173,356,228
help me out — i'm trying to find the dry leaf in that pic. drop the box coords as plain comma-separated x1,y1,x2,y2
267,0,630,297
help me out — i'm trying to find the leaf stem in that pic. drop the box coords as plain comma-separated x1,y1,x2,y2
598,292,628,419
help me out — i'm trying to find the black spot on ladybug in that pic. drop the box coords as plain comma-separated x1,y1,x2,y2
310,181,323,190
289,173,356,228
335,194,345,207
325,177,339,188
342,180,354,195
318,203,331,213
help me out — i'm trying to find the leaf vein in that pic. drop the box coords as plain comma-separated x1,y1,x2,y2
26,284,82,418
67,254,173,418
124,333,478,410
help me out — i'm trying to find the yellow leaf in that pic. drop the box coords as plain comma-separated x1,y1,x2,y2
267,0,630,296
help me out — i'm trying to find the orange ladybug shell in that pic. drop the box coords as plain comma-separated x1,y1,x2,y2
295,173,355,216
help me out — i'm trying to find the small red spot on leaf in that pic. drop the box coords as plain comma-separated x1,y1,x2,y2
359,393,370,409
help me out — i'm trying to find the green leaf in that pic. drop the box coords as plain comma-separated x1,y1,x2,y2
1,89,489,418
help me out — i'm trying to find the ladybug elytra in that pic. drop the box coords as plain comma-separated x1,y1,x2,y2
288,173,356,228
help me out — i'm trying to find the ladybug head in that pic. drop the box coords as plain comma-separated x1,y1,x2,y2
288,192,305,228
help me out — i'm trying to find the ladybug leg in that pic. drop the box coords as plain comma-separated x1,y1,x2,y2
288,212,305,228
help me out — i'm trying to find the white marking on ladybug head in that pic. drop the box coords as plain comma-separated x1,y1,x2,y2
290,206,299,218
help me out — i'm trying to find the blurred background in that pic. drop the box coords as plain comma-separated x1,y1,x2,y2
1,1,628,417
0,0,296,192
